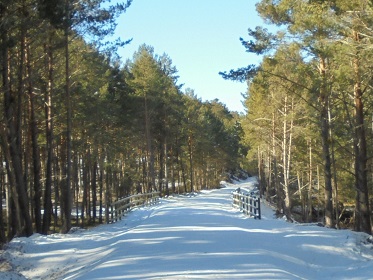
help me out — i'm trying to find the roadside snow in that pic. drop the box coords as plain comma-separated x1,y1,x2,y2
1,178,373,279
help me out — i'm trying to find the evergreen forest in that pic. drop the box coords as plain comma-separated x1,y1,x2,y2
0,0,244,243
2,0,373,245
221,0,373,235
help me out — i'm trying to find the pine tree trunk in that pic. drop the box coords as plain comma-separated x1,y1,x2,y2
188,135,194,192
158,141,164,194
164,141,169,196
297,171,304,220
179,153,187,193
307,140,313,223
0,176,5,243
99,165,103,224
73,152,79,226
42,36,54,235
282,95,292,220
144,95,155,192
0,126,21,238
329,108,339,228
92,159,97,224
272,113,280,210
1,7,32,236
26,39,42,233
319,56,334,228
352,33,371,234
61,0,72,233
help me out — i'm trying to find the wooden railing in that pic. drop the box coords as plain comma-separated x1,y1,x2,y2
107,192,160,223
232,188,261,219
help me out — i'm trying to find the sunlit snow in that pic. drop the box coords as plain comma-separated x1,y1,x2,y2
1,178,373,279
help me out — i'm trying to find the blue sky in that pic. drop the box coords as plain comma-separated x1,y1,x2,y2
113,0,263,113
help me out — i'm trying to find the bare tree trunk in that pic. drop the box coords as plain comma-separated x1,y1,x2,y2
188,135,194,192
319,56,334,228
271,113,280,211
53,147,60,232
1,5,32,236
81,150,88,227
164,141,169,196
328,107,339,229
105,162,111,223
61,0,72,233
0,171,5,243
42,35,54,235
170,146,176,194
179,152,187,193
99,162,104,224
0,126,22,237
144,95,155,192
281,95,294,220
158,141,164,194
297,171,305,221
26,38,42,233
91,159,97,224
352,31,371,234
73,152,79,226
307,140,313,223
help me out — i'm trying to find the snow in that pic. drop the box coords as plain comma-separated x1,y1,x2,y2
1,178,373,279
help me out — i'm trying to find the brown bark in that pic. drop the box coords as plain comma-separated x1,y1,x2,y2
1,3,32,237
307,140,313,223
26,38,42,233
282,95,293,220
42,37,54,234
144,95,155,192
352,30,371,234
61,0,72,233
92,159,98,224
188,135,194,192
319,56,334,228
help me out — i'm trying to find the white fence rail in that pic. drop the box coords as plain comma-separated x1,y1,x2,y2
232,188,261,219
107,192,160,223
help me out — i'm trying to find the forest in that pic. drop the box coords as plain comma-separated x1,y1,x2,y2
2,0,373,245
0,0,244,243
221,0,373,235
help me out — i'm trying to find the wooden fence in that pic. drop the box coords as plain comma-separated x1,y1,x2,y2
107,192,160,223
232,188,261,219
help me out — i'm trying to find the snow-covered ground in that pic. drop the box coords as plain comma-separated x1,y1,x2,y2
1,178,373,279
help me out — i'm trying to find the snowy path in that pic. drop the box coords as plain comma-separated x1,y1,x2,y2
2,178,373,279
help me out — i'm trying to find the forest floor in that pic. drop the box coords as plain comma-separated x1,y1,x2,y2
1,177,373,279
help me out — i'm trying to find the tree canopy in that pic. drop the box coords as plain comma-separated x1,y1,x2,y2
0,2,245,243
222,0,373,234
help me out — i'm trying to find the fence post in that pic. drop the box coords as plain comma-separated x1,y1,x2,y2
106,203,109,224
245,194,249,215
249,197,253,215
108,192,161,224
232,189,261,220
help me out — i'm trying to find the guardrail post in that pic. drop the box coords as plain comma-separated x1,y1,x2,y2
245,194,250,215
257,197,261,220
249,197,253,213
108,191,160,224
232,188,261,220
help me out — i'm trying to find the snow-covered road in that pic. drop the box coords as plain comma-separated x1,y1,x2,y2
2,178,373,279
